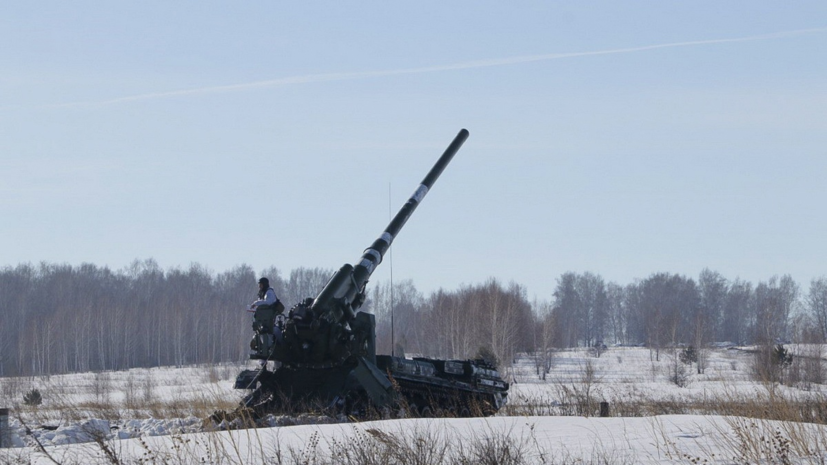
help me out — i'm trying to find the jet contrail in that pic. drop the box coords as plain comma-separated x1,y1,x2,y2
50,27,827,108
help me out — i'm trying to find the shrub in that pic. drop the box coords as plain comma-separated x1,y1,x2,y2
669,352,690,388
752,344,793,383
774,344,793,367
23,388,43,406
475,345,500,370
679,346,698,365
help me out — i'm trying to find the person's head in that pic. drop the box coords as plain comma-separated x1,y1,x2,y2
258,277,269,290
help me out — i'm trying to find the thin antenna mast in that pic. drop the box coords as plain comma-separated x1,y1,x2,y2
389,182,395,358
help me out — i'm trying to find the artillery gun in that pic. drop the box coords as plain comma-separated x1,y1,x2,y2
233,129,508,419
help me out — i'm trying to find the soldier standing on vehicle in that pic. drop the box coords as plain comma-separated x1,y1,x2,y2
249,277,285,367
250,277,279,310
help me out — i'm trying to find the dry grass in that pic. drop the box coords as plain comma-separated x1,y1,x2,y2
654,409,827,464
2,419,639,465
505,377,827,426
0,364,244,426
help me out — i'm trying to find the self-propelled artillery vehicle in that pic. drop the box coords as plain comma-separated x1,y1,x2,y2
233,129,508,419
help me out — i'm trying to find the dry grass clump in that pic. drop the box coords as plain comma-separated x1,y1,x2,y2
656,414,827,465
326,425,451,465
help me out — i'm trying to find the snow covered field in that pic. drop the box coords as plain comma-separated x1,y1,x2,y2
3,346,827,464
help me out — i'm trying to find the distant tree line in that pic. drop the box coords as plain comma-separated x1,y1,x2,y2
545,270,816,354
1,260,826,377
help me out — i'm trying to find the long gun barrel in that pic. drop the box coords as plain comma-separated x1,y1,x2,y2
312,129,469,322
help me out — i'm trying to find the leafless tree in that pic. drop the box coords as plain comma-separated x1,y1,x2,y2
284,267,332,307
807,277,827,342
722,279,752,344
696,269,728,373
369,279,423,356
627,273,699,361
551,272,580,348
575,273,608,349
753,275,799,345
605,282,627,346
532,300,555,380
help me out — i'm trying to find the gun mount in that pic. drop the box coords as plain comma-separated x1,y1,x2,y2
230,129,508,420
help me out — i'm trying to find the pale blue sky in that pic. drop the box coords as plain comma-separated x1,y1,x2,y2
2,2,826,301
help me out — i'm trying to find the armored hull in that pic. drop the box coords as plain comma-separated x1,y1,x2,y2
375,356,508,416
234,353,508,418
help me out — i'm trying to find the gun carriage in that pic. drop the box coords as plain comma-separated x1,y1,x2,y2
233,129,508,419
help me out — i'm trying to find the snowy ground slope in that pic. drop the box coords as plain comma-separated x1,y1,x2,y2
509,346,827,410
3,346,827,463
5,415,827,464
513,346,756,386
0,363,243,409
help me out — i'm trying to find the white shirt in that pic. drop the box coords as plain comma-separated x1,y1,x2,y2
251,288,278,308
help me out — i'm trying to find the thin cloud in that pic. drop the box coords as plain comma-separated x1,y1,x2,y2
50,27,827,109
